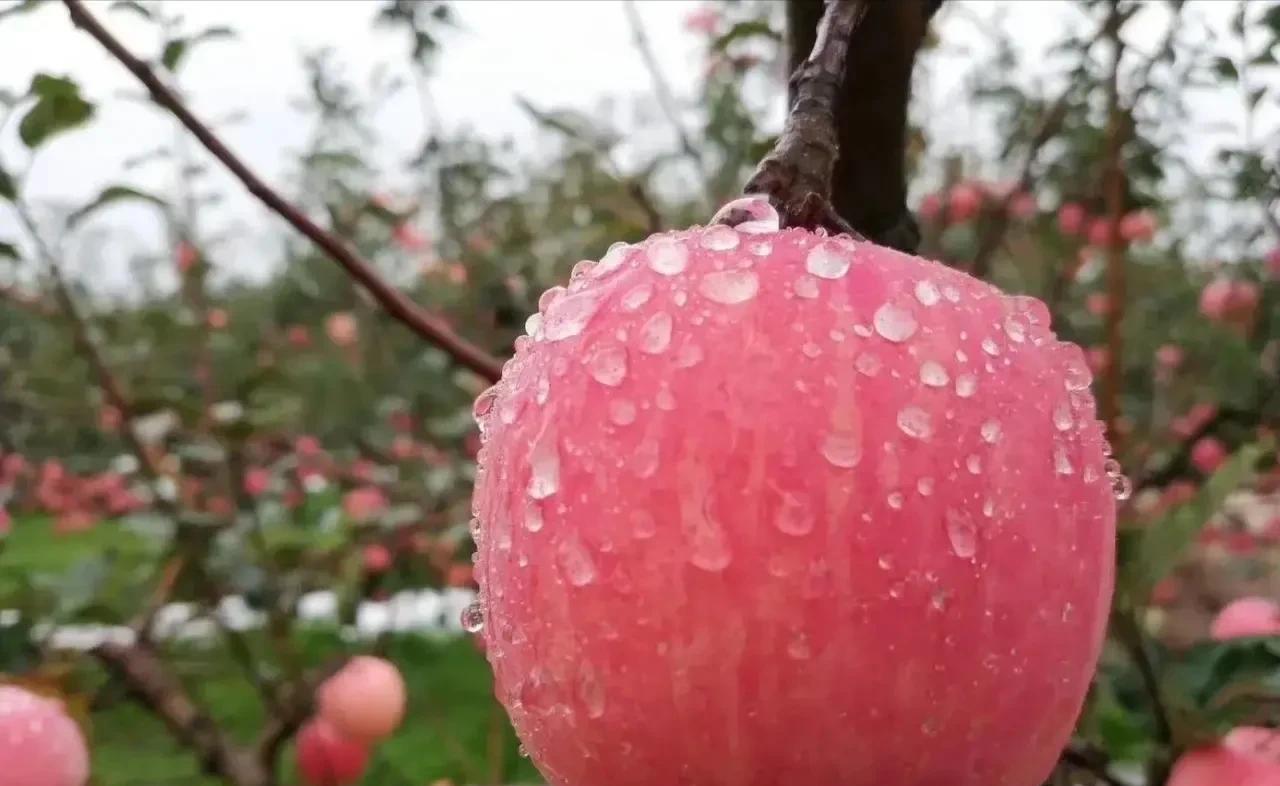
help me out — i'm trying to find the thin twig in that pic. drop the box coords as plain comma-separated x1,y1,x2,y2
1059,742,1127,786
60,0,503,382
1100,0,1129,443
621,0,709,204
739,0,869,234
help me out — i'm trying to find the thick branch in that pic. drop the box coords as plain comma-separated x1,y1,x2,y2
95,642,272,786
742,0,870,236
775,0,942,249
60,0,503,383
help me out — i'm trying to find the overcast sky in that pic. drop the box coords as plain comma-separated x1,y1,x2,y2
0,1,1258,290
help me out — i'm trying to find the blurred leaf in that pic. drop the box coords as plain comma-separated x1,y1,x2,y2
66,185,167,228
1164,637,1280,746
0,163,14,200
108,0,152,19
0,0,40,21
1212,56,1239,81
1118,440,1270,601
711,19,780,53
0,240,18,260
161,27,234,71
18,74,95,149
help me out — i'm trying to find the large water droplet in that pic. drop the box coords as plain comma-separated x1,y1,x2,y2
577,665,606,718
676,342,704,368
1111,471,1133,500
1052,402,1074,431
920,361,949,387
639,312,673,354
1003,315,1027,343
587,343,628,386
544,289,601,341
774,493,814,536
915,280,941,306
473,385,500,424
538,286,566,312
527,430,561,499
557,534,598,587
710,196,781,234
917,477,935,496
806,243,851,279
887,491,905,509
699,270,759,304
621,284,653,311
524,313,543,339
980,420,1002,443
965,454,982,474
981,338,1001,356
461,601,485,633
855,353,882,377
943,286,961,303
897,406,933,439
1054,446,1075,476
594,242,630,278
647,238,689,276
874,303,918,343
793,276,820,299
1063,360,1092,391
955,373,977,398
523,500,544,532
945,510,977,559
684,505,731,572
821,431,862,468
700,225,741,251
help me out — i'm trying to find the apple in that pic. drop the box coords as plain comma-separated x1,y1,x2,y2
317,657,406,741
1211,597,1280,640
296,717,370,786
0,685,90,786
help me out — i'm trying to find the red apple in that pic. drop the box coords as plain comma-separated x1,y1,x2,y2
471,202,1116,786
296,717,370,786
1191,436,1228,475
0,685,90,786
947,182,984,223
318,657,406,742
1169,728,1280,786
1211,597,1280,640
1057,202,1087,236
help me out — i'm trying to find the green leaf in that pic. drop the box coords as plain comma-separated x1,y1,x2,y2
1213,56,1239,81
66,185,167,228
18,73,95,148
0,240,18,260
711,19,781,53
1163,637,1280,745
0,163,15,200
0,0,41,22
108,0,153,19
161,38,187,70
162,26,235,71
1118,440,1271,602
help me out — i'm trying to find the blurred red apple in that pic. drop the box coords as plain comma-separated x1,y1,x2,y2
1211,597,1280,640
0,685,90,786
1191,436,1228,474
296,718,369,786
318,656,406,741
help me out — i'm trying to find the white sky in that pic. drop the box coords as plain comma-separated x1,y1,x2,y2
0,1,1258,289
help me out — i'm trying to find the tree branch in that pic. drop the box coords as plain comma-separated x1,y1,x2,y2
60,0,503,383
740,0,870,236
95,641,272,786
1100,0,1129,444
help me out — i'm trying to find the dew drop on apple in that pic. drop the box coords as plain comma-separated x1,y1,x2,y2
897,406,932,439
647,238,688,276
544,289,601,341
821,431,862,468
874,303,918,343
955,373,977,398
980,419,1002,444
523,500,545,532
1054,447,1075,476
774,493,814,536
621,284,653,311
1052,402,1074,431
587,344,628,387
699,270,759,305
806,243,851,280
638,312,673,354
557,534,598,587
700,225,741,251
609,399,637,426
527,432,561,500
920,361,949,387
461,601,485,633
914,280,941,306
793,276,820,299
945,510,977,559
710,196,780,234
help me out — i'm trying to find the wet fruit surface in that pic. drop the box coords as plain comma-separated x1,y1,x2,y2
471,206,1117,786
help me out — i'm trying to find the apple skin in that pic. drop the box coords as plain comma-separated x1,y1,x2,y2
0,685,90,786
1169,727,1280,786
473,224,1116,786
295,717,370,786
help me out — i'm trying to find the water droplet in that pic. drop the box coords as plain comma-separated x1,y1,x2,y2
874,303,918,343
594,242,630,278
535,375,550,405
982,498,995,517
878,555,893,570
751,242,772,256
527,430,561,499
922,718,941,738
931,591,949,612
793,276,820,299
631,439,660,478
638,312,673,354
621,284,653,311
981,338,1001,356
473,385,500,424
647,238,689,275
1054,446,1075,476
570,260,596,282
676,342,704,368
915,280,941,306
821,432,862,468
980,420,1001,443
786,631,812,660
587,343,628,386
853,324,872,338
684,508,731,572
655,384,676,411
711,196,781,234
609,399,637,425
1052,402,1074,431
806,243,851,279
557,534,597,586
897,406,933,439
523,500,544,532
774,493,814,536
699,270,759,304
577,665,606,718
700,225,741,251
468,516,482,543
965,454,982,474
1003,315,1027,343
631,510,656,539
802,342,822,359
945,510,977,559
538,286,566,312
544,289,601,341
917,477,935,496
920,361,949,387
943,286,961,303
673,290,688,307
887,491,904,509
524,313,543,339
517,744,529,758
855,353,882,377
461,601,485,633
955,373,977,398
1063,361,1092,391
